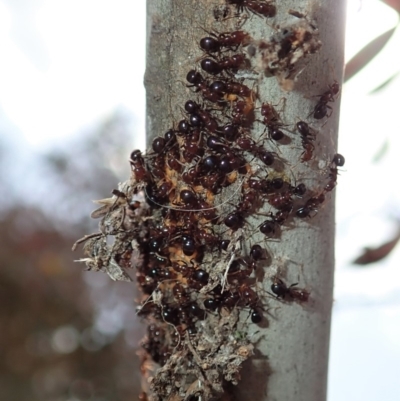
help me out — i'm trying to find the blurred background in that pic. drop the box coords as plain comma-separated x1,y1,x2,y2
0,0,399,400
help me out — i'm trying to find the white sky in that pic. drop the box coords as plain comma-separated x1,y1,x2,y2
0,0,146,151
0,1,399,400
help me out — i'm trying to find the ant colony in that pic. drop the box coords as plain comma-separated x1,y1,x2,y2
73,1,344,401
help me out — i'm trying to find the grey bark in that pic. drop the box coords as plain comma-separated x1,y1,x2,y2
145,1,346,401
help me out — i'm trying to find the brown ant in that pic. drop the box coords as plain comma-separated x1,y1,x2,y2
250,244,265,262
200,30,251,54
184,100,219,132
235,134,275,165
182,129,205,163
237,187,259,214
248,177,284,194
227,0,276,18
224,80,252,98
171,261,195,278
231,99,255,127
270,278,309,302
267,190,293,210
324,153,345,193
166,151,184,173
224,211,244,231
129,150,150,182
226,259,253,284
296,121,316,162
238,283,259,306
186,70,226,103
261,102,285,141
295,193,325,218
312,80,340,120
155,181,174,201
289,183,307,198
259,219,279,237
200,54,248,76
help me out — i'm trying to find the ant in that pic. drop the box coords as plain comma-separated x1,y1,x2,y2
324,153,345,193
129,150,150,182
171,261,195,278
151,128,179,156
150,153,167,180
224,80,252,98
179,188,199,208
295,193,325,218
182,130,205,163
226,259,253,284
270,277,309,302
208,80,254,112
136,272,158,295
236,283,264,324
152,136,167,154
204,297,220,311
248,177,283,194
250,243,266,261
200,171,226,194
312,80,340,120
186,70,226,103
269,204,292,225
231,99,255,127
224,211,244,231
200,30,251,54
228,245,264,277
197,228,221,246
166,150,184,173
200,54,247,76
236,134,275,165
182,166,200,186
190,268,209,288
289,183,307,198
155,181,174,202
226,0,276,18
238,283,259,307
184,100,219,132
236,187,259,215
261,102,285,141
259,219,279,237
250,308,263,323
296,121,316,162
196,200,219,222
220,123,241,141
267,190,293,210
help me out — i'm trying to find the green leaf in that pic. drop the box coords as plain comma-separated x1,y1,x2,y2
344,27,397,82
